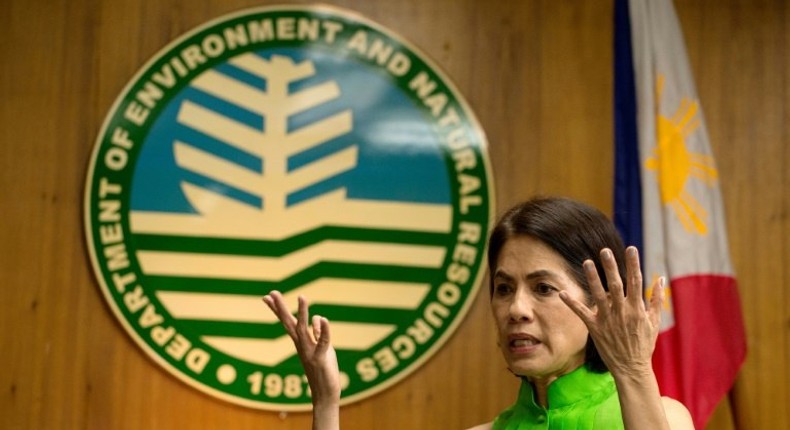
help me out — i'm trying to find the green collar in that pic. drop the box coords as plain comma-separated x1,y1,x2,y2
520,365,615,411
493,365,622,429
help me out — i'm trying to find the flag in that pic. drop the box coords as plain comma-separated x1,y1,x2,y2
613,0,746,428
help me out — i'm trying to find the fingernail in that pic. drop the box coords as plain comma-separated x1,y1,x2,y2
602,249,612,259
627,247,636,257
583,260,595,272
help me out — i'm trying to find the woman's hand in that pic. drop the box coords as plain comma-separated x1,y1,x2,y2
558,246,663,379
262,291,341,405
558,247,695,430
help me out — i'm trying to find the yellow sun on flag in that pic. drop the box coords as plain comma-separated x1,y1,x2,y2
645,75,718,236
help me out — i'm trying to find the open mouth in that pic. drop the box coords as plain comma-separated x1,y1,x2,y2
508,334,541,352
510,338,539,348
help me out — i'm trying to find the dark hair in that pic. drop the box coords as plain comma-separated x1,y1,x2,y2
487,197,627,373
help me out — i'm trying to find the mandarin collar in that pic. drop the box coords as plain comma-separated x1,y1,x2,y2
520,365,615,411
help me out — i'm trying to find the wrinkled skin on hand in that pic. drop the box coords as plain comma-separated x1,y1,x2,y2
559,246,664,379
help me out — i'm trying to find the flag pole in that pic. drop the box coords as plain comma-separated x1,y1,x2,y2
728,372,751,430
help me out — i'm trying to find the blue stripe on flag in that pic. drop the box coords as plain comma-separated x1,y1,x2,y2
613,0,643,251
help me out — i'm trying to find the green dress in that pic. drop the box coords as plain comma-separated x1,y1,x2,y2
492,365,624,430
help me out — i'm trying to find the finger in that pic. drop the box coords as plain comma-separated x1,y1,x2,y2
269,290,291,315
583,259,609,317
296,296,312,341
625,246,646,309
647,276,665,326
262,295,279,320
266,291,299,338
559,290,596,326
262,295,274,310
262,294,284,316
314,316,332,356
600,248,625,308
312,314,322,341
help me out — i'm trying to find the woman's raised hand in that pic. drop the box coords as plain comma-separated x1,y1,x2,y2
559,246,664,378
262,291,341,405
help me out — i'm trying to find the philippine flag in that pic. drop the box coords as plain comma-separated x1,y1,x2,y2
613,0,747,428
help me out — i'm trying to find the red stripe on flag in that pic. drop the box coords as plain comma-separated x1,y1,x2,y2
653,274,746,429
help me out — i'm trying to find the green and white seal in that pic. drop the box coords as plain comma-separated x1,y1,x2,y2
84,5,494,410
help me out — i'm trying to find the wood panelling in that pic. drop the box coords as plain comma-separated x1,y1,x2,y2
1,0,786,429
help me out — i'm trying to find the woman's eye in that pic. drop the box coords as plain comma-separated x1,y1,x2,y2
494,283,512,295
535,283,556,295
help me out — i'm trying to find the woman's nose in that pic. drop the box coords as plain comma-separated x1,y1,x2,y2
508,289,533,322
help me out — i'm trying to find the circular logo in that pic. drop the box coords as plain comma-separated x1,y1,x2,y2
84,5,493,410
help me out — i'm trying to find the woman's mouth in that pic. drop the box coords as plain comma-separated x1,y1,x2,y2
508,334,541,353
511,338,538,347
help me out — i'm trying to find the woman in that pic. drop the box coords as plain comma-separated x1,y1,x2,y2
263,197,694,429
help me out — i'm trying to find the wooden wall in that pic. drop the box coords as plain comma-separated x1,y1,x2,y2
1,0,787,429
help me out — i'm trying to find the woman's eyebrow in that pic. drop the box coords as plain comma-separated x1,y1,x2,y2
494,269,560,281
525,270,560,281
492,270,515,281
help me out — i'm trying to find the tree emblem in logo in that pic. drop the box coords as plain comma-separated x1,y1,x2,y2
84,5,493,410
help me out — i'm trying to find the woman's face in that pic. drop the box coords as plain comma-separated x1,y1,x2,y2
491,235,591,383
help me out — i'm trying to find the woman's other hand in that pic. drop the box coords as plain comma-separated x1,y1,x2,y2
262,291,341,405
